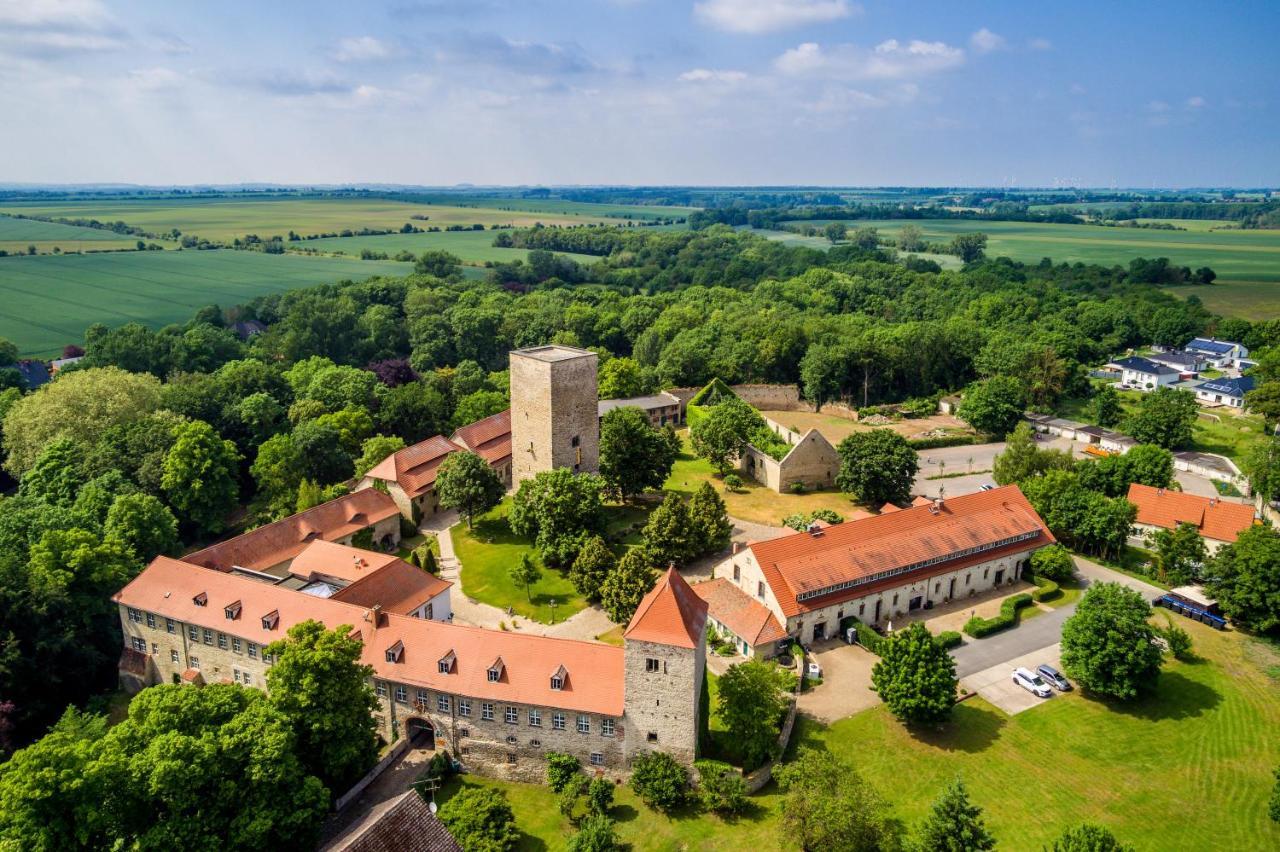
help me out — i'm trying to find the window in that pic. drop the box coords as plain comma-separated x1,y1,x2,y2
395,685,407,703
128,608,141,623
165,619,175,634
645,658,660,674
131,636,146,652
571,435,580,448
416,689,429,706
224,601,241,620
966,574,971,587
983,568,989,580
145,612,156,629
438,651,456,674
550,676,563,690
934,582,941,593
263,653,273,664
232,668,240,682
529,709,541,727
733,563,740,581
553,712,565,730
202,628,213,645
487,668,500,682
217,633,227,650
601,719,614,737
375,682,388,698
481,703,494,721
192,592,207,607
261,611,279,631
460,728,470,738
506,735,517,745
460,746,470,757
590,752,604,766
459,699,471,717
232,638,241,654
425,602,433,620
504,706,518,724
530,739,542,747
577,715,590,734
507,754,517,765
170,650,180,663
647,731,658,743
189,655,200,669
385,641,404,663
892,594,898,606
247,643,258,659
151,642,158,655
438,696,451,713
757,580,765,599
858,602,865,616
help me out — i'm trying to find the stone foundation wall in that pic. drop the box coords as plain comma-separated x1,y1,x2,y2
622,638,703,766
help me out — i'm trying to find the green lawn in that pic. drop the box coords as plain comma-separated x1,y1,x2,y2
435,620,1280,850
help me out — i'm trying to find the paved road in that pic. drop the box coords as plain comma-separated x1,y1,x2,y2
914,436,1079,499
950,557,1165,678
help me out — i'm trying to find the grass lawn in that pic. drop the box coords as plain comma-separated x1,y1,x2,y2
451,498,652,624
438,619,1280,850
664,436,865,527
594,625,625,647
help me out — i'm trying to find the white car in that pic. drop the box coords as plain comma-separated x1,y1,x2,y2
1012,667,1053,698
806,661,822,679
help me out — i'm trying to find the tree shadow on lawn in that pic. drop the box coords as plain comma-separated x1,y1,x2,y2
468,514,526,546
1093,670,1222,722
905,701,1007,754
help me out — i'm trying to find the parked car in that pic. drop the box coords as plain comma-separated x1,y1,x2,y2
806,661,823,679
1036,664,1072,692
1012,667,1053,698
980,484,995,491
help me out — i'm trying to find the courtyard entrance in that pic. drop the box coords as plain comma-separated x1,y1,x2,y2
405,717,435,749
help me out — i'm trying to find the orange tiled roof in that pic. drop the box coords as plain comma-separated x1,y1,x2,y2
624,567,708,649
332,559,452,616
1127,483,1255,543
750,485,1054,617
289,539,400,584
692,578,786,647
911,495,934,507
880,503,902,514
450,409,512,466
114,557,623,716
185,490,400,573
366,435,463,498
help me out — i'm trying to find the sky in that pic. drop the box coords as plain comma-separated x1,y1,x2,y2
1,0,1277,187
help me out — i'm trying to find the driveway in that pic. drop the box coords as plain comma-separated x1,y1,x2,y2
962,643,1066,715
797,639,880,722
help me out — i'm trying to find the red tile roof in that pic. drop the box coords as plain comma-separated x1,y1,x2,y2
366,435,463,498
750,485,1053,617
289,539,400,584
692,578,786,647
323,790,461,852
331,559,452,616
115,557,624,716
1127,483,1255,543
624,567,708,649
185,490,400,573
450,409,512,466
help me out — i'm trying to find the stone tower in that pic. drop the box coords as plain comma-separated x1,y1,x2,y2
621,568,708,766
509,345,600,487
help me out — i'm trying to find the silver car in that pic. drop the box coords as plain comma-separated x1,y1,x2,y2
1012,667,1053,698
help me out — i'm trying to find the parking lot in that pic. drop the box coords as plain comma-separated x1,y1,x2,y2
960,642,1067,715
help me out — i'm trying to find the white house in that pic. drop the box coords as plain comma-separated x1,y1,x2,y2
1194,376,1255,409
1146,350,1205,375
1110,356,1180,390
1185,338,1249,368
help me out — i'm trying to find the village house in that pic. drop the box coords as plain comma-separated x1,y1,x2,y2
356,434,464,521
1126,483,1256,553
1146,349,1205,375
1110,356,1181,390
597,392,683,428
449,409,513,487
1185,337,1249,368
1193,375,1255,409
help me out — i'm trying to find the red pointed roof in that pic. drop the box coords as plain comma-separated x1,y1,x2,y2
624,567,708,649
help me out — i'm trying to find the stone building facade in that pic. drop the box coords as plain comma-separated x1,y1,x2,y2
738,422,840,494
510,345,600,486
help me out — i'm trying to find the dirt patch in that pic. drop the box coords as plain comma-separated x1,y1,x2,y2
760,410,974,445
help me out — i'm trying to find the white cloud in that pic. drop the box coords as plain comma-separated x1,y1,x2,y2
0,0,128,57
126,66,184,91
694,0,856,35
1146,99,1169,113
1028,37,1052,51
334,35,392,63
678,68,748,83
969,28,1005,54
1187,95,1205,108
775,38,964,80
0,0,113,29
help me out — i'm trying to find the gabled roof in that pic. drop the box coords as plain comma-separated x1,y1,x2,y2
692,578,787,647
1198,376,1255,397
597,393,681,416
330,558,452,616
1126,483,1255,543
289,539,400,584
625,567,709,649
322,789,461,852
449,409,512,466
1111,356,1179,376
365,435,464,498
1147,351,1203,369
750,485,1054,617
1186,338,1239,355
185,490,400,573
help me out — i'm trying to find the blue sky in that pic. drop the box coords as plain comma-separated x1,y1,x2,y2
1,0,1277,186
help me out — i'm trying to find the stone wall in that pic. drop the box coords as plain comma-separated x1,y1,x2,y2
622,637,704,766
730,384,802,411
119,603,274,691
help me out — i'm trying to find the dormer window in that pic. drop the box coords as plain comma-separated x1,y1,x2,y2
261,610,279,631
438,650,456,674
193,592,207,607
385,640,404,664
488,658,505,683
550,664,568,691
224,601,241,620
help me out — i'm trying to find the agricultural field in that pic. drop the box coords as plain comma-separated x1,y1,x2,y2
0,213,145,255
0,249,406,357
0,196,679,244
390,194,696,221
300,228,600,267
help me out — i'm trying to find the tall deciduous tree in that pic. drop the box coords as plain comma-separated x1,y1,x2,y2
958,375,1026,438
916,776,997,852
949,232,988,263
162,420,240,534
716,659,792,769
1204,525,1280,632
510,553,543,603
871,622,958,726
599,548,656,624
690,397,762,475
354,435,406,479
435,450,504,529
570,535,616,602
836,429,919,507
1061,583,1163,700
1123,387,1198,449
104,492,179,561
509,468,606,566
597,356,647,399
599,407,676,502
800,343,845,411
1150,521,1207,586
1091,384,1123,428
774,748,901,852
439,787,519,851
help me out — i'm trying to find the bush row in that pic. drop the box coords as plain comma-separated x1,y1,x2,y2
936,630,963,649
845,619,962,653
907,434,985,450
963,593,1034,638
1029,575,1061,603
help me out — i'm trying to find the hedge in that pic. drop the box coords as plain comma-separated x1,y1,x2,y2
848,620,960,654
963,593,1034,638
688,377,737,407
1029,575,1061,603
907,434,985,450
936,630,963,649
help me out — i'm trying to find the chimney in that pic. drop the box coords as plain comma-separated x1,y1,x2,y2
1209,497,1217,507
731,542,740,555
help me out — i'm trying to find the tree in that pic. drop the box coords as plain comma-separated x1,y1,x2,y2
1150,522,1207,586
949,232,988,263
717,659,792,768
835,429,919,506
546,751,582,793
1029,544,1075,582
774,747,900,852
629,751,688,812
800,343,845,410
454,389,509,430
567,814,620,852
292,419,354,485
438,786,519,852
690,397,763,475
1091,384,1123,428
251,432,307,519
958,375,1026,438
824,221,847,243
697,760,748,815
3,366,162,476
376,380,450,444
1244,438,1280,503
161,420,240,534
1061,583,1163,700
599,407,676,502
354,435,405,478
510,553,543,603
435,450,504,529
18,438,85,506
104,492,179,561
1049,824,1135,851
598,356,647,399
570,535,616,601
1204,525,1280,632
1246,382,1280,431
641,494,696,567
265,620,379,790
851,226,880,250
897,223,924,252
871,622,958,726
586,776,615,816
414,250,463,279
600,548,657,624
687,481,733,555
1271,766,1280,823
993,422,1043,485
916,776,996,851
1123,387,1198,449
509,469,606,566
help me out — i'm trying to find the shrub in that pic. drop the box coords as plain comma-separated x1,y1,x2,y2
723,473,744,492
1030,575,1061,603
1030,544,1076,582
963,593,1033,638
696,760,748,815
426,750,455,780
936,630,963,650
1158,618,1194,661
853,621,886,654
399,516,418,539
908,434,983,450
546,751,581,793
629,751,688,812
898,396,939,418
438,787,518,852
567,814,620,852
788,481,807,494
586,776,615,816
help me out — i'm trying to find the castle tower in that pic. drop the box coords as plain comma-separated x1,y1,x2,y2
509,345,599,487
621,567,708,766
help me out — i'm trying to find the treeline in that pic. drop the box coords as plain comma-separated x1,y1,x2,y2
688,203,1082,230
493,224,642,256
1103,199,1280,228
3,212,178,241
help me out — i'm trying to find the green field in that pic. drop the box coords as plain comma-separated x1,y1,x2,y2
0,197,665,243
0,213,142,254
434,620,1280,851
392,194,696,221
300,229,600,267
0,250,406,356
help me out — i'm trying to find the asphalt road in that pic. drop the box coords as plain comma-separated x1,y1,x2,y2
950,557,1166,678
914,436,1079,500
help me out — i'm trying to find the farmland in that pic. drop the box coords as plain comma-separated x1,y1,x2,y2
0,250,406,357
0,213,143,255
300,228,600,266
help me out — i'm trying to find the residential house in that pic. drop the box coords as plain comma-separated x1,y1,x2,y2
1110,356,1181,390
597,392,683,428
1126,483,1256,553
1194,375,1255,409
1185,338,1249,368
1146,350,1205,375
357,435,464,521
